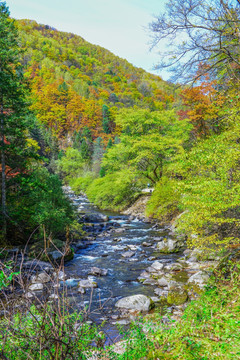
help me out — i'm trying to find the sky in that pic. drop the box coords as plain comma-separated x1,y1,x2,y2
6,0,170,80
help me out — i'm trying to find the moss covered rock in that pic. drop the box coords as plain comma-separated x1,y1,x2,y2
167,284,188,305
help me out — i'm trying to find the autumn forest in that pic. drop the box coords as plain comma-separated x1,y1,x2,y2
1,1,240,359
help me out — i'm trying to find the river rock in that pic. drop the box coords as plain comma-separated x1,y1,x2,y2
164,263,183,272
115,294,154,313
31,272,51,284
137,271,151,282
23,260,53,272
154,288,168,297
88,267,108,276
78,279,98,288
53,270,66,281
142,242,152,247
127,245,138,251
188,271,209,288
167,283,188,305
157,276,169,287
121,251,135,258
157,238,184,253
29,283,43,291
151,261,164,272
78,287,86,294
143,279,157,286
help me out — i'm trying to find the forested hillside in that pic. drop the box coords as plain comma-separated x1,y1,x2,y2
13,12,240,251
17,19,174,141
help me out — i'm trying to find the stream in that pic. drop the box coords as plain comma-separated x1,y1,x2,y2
63,188,182,343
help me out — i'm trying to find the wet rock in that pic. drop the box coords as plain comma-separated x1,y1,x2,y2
88,267,108,276
31,272,51,284
148,256,157,261
127,245,138,251
78,279,98,288
65,278,80,286
29,283,43,291
142,242,152,247
121,251,135,258
115,294,154,313
167,284,188,305
114,228,124,233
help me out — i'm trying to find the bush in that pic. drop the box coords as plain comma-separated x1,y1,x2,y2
146,177,180,222
86,169,143,211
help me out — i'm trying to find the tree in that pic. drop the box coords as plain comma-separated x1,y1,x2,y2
0,2,29,238
149,0,240,83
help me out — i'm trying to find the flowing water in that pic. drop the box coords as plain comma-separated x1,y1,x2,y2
63,190,181,343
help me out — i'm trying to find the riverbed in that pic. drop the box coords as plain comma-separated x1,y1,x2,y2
62,189,183,343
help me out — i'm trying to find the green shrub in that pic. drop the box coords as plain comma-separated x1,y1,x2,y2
146,176,180,222
86,169,142,211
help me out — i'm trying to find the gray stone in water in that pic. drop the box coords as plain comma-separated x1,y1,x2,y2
88,267,108,276
121,251,135,258
142,242,152,247
148,256,157,261
29,283,43,291
115,294,154,312
127,245,138,251
78,279,98,288
31,272,51,284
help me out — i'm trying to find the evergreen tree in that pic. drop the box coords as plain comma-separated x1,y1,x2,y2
0,2,29,239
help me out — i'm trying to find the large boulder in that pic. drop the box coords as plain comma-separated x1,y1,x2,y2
156,238,185,254
115,294,154,313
